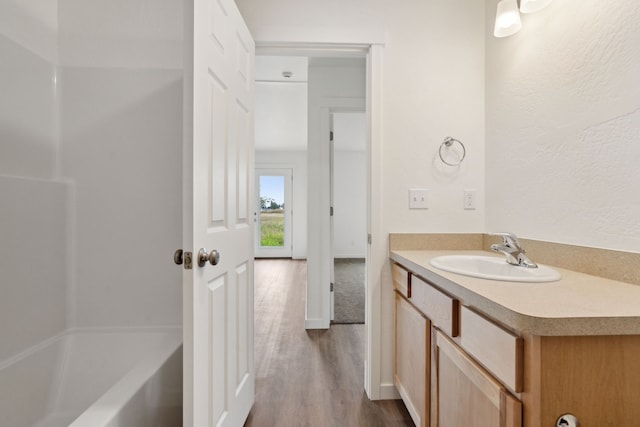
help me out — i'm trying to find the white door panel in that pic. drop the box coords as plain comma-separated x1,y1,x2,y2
184,0,255,425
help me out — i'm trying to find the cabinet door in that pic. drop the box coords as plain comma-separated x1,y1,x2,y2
433,330,521,427
395,293,430,427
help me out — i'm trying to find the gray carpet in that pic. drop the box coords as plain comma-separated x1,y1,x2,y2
333,258,365,324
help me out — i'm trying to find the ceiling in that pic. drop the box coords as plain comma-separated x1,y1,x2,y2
255,55,308,82
254,55,365,152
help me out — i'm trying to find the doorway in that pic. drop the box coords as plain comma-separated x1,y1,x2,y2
253,55,367,327
330,112,367,324
255,168,293,258
253,45,386,399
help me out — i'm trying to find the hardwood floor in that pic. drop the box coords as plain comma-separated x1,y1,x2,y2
246,259,413,427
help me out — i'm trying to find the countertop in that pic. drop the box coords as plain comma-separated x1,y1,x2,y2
390,249,640,336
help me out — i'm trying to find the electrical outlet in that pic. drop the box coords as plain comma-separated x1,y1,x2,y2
409,189,428,209
463,189,476,210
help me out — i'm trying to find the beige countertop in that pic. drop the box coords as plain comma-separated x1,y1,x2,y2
390,249,640,336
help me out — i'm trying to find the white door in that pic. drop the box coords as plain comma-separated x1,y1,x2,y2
183,0,255,426
254,168,292,258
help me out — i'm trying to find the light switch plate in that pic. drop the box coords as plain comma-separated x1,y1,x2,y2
409,189,428,209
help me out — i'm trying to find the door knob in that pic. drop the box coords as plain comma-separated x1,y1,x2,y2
174,249,193,269
174,249,184,265
198,248,220,267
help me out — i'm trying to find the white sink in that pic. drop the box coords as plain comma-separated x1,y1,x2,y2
429,255,561,283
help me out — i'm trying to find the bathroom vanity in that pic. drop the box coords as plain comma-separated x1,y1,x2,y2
390,248,640,427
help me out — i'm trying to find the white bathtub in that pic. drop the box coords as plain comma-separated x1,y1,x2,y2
0,328,182,427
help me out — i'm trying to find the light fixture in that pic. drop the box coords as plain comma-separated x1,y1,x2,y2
519,0,553,14
494,0,522,38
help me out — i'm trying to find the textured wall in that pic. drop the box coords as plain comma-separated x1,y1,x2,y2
486,0,640,252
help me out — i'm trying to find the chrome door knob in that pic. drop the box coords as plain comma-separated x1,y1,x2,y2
198,248,220,267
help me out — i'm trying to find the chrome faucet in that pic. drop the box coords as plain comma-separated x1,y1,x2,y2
489,232,538,268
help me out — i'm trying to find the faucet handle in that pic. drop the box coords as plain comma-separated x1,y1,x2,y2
489,232,521,247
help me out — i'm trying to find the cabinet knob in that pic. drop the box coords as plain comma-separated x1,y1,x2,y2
556,414,579,427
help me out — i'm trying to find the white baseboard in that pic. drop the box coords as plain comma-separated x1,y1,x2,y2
304,318,329,330
379,382,401,400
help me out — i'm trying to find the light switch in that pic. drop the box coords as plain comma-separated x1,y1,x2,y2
409,189,428,209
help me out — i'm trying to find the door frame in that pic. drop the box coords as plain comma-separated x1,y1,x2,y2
255,43,386,400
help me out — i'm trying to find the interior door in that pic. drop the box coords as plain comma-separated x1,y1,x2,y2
183,0,255,425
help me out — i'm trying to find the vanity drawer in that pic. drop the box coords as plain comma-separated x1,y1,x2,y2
392,263,410,297
411,275,459,337
460,306,523,393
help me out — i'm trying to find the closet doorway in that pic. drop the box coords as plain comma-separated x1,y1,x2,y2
330,112,367,324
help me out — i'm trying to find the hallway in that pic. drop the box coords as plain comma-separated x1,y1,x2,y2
246,259,413,427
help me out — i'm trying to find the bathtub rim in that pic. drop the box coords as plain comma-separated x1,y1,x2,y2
0,325,182,371
0,326,182,427
68,326,182,427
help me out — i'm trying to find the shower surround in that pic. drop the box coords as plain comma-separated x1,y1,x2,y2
0,1,184,425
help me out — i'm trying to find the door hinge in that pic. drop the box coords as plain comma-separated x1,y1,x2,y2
368,234,372,245
330,131,334,142
330,282,334,292
330,206,334,216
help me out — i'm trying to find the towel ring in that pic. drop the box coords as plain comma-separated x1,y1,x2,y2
439,137,466,166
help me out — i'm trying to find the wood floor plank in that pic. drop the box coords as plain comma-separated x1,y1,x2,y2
246,259,413,427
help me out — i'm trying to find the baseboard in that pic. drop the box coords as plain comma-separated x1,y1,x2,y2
379,382,401,400
304,318,329,330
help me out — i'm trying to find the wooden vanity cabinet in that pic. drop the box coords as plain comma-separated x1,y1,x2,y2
393,257,640,427
522,334,640,426
431,306,522,427
432,330,522,427
395,293,429,427
393,262,522,427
